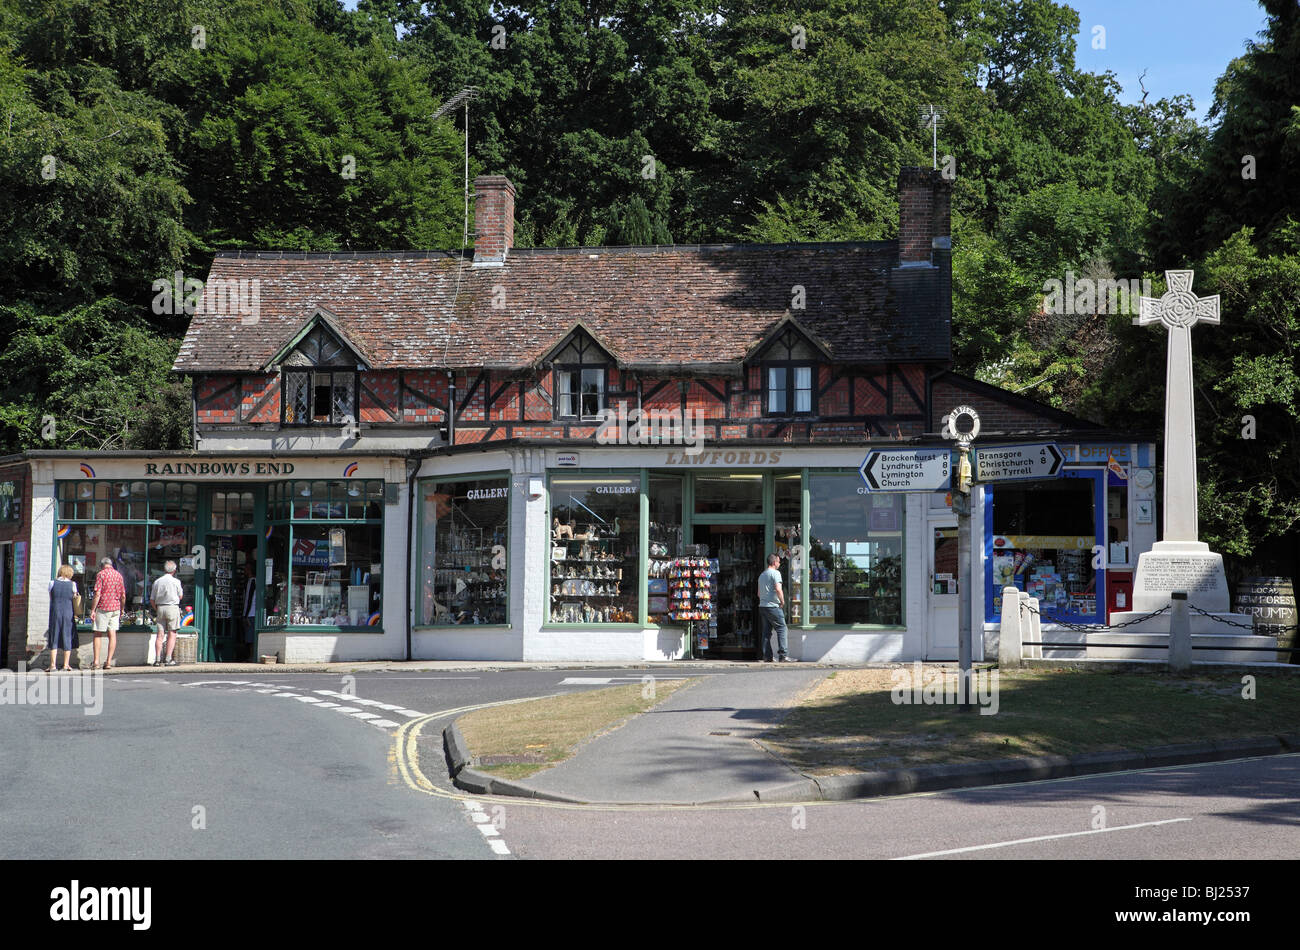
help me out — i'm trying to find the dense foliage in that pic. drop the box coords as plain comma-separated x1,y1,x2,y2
0,0,1296,566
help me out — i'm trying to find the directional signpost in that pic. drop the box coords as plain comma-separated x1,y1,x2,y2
971,443,1063,483
859,449,952,492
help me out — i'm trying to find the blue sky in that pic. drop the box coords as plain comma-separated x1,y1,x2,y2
1069,0,1270,121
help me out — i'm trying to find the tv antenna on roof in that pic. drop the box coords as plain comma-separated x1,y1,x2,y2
432,85,482,253
918,104,946,171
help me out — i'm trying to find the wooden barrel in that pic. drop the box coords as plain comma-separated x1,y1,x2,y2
1235,577,1297,664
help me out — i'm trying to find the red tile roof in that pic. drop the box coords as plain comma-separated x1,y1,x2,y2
174,242,950,373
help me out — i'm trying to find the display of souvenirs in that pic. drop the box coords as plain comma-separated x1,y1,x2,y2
666,557,715,623
549,516,636,623
211,537,233,620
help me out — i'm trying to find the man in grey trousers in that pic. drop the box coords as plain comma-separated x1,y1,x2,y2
757,553,794,662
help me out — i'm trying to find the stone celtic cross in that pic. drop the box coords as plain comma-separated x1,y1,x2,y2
1136,270,1220,543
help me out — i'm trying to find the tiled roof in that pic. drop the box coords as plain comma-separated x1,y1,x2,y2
173,242,950,373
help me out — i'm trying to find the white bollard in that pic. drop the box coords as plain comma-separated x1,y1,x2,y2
1026,595,1043,659
999,586,1023,668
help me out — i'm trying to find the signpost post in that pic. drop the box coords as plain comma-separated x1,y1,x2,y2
941,406,980,712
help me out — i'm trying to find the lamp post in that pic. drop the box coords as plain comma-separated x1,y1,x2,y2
943,406,980,711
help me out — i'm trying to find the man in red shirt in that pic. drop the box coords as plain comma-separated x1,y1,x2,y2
90,556,126,670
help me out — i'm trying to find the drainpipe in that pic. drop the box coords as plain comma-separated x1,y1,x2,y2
404,455,418,661
447,371,456,446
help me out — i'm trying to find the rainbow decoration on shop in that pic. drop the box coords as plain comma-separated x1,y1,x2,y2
265,524,274,539
367,612,381,626
79,463,96,478
343,462,358,477
181,606,195,626
56,525,71,539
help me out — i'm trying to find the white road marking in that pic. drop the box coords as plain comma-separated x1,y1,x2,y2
559,677,613,685
462,800,511,856
892,818,1193,860
180,681,423,734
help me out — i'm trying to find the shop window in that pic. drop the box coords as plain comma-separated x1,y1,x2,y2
808,475,903,625
1107,485,1130,566
60,525,150,623
647,475,684,624
278,524,382,626
146,525,197,619
264,479,385,628
211,491,255,530
989,475,1100,620
774,472,803,625
549,475,639,623
419,477,509,626
694,474,764,516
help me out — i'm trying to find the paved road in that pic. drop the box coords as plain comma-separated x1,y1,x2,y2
487,753,1300,860
5,667,1299,863
0,667,735,860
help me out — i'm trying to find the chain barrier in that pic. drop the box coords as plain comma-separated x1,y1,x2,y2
1023,603,1170,633
1187,603,1261,632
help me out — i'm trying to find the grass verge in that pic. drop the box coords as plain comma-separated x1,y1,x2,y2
458,679,692,780
765,667,1300,776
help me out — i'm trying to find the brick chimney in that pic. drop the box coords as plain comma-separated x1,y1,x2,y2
897,167,951,266
473,175,516,266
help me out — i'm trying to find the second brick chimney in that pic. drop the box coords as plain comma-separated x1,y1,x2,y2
897,167,951,266
473,175,516,266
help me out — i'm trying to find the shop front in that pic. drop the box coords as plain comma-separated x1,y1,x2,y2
23,453,410,665
0,460,30,669
412,444,919,663
980,442,1158,647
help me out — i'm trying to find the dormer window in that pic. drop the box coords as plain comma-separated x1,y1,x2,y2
767,365,813,415
285,370,355,424
757,323,823,417
275,316,366,427
548,328,613,421
558,368,605,418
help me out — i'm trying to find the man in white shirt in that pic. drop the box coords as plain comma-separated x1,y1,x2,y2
150,560,184,667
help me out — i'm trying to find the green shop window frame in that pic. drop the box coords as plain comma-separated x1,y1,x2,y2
546,470,644,627
539,468,903,631
414,471,512,629
54,479,199,632
803,469,907,630
265,479,386,632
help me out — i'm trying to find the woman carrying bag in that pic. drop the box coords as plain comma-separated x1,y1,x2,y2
47,564,81,672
